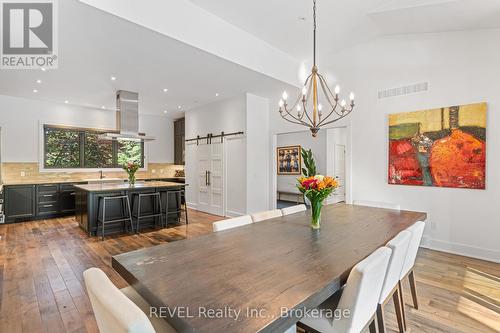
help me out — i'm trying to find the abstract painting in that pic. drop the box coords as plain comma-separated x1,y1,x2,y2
277,145,302,175
388,103,486,189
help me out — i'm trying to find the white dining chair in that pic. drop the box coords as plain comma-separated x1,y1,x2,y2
83,267,177,333
299,247,392,333
399,221,426,328
251,209,283,222
376,230,412,333
212,215,253,232
281,204,307,216
353,200,401,211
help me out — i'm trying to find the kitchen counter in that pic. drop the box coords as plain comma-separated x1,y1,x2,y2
74,181,186,236
74,181,185,192
2,176,185,186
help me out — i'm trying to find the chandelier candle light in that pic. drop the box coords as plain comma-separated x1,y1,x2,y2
278,0,355,137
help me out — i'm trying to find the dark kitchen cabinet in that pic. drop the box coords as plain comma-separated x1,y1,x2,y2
4,185,36,222
174,118,185,165
4,182,83,223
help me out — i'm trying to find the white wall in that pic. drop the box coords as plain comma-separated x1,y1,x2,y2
246,93,270,214
326,29,500,262
185,96,247,215
0,94,174,164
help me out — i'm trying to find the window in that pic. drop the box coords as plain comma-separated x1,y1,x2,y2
44,125,144,169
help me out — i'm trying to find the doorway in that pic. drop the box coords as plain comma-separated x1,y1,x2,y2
272,126,350,209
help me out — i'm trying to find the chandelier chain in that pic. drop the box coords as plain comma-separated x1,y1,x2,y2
313,0,317,66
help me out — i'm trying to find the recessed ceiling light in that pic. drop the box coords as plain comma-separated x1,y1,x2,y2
163,88,168,92
36,79,42,84
64,100,69,104
33,89,38,93
40,67,46,71
111,76,117,81
215,93,219,97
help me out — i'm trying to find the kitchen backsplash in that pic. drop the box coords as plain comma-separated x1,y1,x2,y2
1,162,185,184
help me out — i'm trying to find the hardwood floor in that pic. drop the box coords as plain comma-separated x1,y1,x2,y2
1,214,499,333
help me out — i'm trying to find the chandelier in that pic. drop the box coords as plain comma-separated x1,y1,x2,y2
278,0,355,137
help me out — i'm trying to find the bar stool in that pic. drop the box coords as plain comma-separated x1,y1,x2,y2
161,189,188,227
131,192,163,233
97,195,133,241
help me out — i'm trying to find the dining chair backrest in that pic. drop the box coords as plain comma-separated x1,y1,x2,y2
251,209,283,223
400,221,426,278
281,204,307,216
335,247,392,333
379,230,411,303
212,215,252,232
353,200,401,211
83,267,156,333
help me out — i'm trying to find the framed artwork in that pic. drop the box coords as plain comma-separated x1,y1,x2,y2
388,102,486,189
277,145,302,175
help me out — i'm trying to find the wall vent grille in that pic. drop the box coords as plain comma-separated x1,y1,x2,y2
378,82,429,99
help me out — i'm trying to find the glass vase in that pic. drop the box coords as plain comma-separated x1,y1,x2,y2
128,173,136,185
310,198,323,229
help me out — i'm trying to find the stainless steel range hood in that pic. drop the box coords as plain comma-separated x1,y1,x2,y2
99,90,155,141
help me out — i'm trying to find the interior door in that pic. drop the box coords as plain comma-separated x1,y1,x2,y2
197,144,211,213
196,142,224,216
332,144,346,203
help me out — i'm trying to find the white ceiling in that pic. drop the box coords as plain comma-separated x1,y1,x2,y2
0,0,295,118
190,0,500,62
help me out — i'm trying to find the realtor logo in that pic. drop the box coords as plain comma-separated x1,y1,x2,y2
1,0,58,69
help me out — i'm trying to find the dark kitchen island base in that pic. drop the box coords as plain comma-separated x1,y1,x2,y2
74,181,186,237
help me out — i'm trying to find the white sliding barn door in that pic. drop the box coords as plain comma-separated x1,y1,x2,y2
196,142,224,216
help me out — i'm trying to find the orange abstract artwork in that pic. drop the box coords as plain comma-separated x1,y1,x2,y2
388,103,486,189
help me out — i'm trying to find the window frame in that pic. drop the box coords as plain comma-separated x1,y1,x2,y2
40,124,146,171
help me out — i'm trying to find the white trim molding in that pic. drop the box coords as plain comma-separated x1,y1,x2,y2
421,238,500,264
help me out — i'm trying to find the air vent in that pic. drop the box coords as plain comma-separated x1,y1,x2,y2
378,82,429,99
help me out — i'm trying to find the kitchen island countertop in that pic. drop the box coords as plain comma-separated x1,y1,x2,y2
74,181,185,193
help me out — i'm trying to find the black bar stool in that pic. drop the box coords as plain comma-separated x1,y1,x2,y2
161,189,188,227
131,192,163,233
97,195,133,241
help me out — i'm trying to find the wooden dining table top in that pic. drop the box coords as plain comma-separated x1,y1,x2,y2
112,204,427,333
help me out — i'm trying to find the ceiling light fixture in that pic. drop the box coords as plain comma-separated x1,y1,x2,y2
215,93,219,97
278,0,355,137
164,110,168,114
178,105,182,109
40,67,46,71
33,89,38,93
36,79,42,84
101,106,106,109
64,100,69,104
111,76,117,81
163,88,168,92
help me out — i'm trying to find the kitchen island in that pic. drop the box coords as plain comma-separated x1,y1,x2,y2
74,181,186,236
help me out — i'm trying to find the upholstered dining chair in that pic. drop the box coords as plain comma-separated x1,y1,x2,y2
251,209,283,222
281,204,307,216
399,221,426,329
83,267,177,333
376,230,412,333
299,247,392,333
353,200,401,211
212,215,253,232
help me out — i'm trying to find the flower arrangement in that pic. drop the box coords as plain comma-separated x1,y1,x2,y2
297,175,338,229
123,161,140,185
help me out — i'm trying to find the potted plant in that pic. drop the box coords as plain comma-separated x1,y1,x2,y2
123,161,140,185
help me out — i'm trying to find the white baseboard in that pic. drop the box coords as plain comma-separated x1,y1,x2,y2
421,238,500,263
187,202,197,210
225,210,245,218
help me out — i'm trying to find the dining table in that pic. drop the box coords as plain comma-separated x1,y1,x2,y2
112,203,427,333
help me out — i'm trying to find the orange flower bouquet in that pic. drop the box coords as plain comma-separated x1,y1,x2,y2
297,175,338,229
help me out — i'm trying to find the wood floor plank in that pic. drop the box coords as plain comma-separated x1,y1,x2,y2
0,210,499,333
